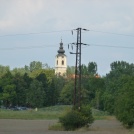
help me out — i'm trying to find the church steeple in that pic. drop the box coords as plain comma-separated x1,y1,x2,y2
55,40,67,76
57,39,65,54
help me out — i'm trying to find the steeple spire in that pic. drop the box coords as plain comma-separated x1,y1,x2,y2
57,40,65,54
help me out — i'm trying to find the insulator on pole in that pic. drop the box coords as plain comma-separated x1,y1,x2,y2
72,30,73,35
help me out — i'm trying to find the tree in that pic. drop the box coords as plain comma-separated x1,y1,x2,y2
29,61,43,72
36,73,47,87
45,78,56,106
11,68,26,75
66,66,75,76
0,71,15,107
59,80,74,105
103,61,134,114
109,61,134,76
13,73,28,106
2,84,16,107
81,64,88,75
27,80,45,108
0,65,10,77
87,62,97,76
53,76,65,105
34,71,56,106
115,76,134,127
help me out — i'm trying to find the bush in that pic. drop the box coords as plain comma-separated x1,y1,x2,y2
115,77,134,128
59,105,94,130
80,105,94,126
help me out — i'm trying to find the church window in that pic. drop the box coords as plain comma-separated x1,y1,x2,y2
62,56,64,58
62,60,64,65
57,60,58,65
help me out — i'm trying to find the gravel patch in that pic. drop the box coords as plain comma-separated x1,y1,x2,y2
0,119,131,134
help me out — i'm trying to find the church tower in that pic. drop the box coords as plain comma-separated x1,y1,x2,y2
55,40,67,76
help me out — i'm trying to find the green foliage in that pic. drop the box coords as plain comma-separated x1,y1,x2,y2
59,110,84,130
11,68,27,75
81,62,97,76
83,76,105,110
88,62,97,75
81,64,88,75
59,80,74,105
49,123,64,131
0,105,71,120
80,105,94,125
115,76,134,128
0,71,16,107
29,61,43,72
27,80,45,108
53,76,65,104
2,84,16,100
44,78,56,106
12,73,28,106
103,61,134,114
66,66,75,75
59,105,94,130
0,60,134,130
0,65,10,77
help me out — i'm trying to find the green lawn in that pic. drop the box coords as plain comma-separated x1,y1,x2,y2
0,105,71,120
0,105,110,120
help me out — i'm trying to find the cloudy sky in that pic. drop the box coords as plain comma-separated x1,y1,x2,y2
0,0,134,75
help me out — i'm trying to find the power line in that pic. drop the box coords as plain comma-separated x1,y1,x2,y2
0,45,57,51
89,30,134,37
88,43,134,49
0,43,134,51
0,29,134,38
0,30,70,37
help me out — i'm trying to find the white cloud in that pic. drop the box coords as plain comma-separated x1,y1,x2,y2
0,20,13,29
0,0,44,33
0,0,134,34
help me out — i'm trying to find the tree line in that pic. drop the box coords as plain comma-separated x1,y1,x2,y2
0,60,134,127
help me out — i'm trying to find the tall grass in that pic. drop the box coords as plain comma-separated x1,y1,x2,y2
0,106,111,120
92,108,112,120
0,105,71,120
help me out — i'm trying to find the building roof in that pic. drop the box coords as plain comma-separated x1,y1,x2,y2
57,40,65,54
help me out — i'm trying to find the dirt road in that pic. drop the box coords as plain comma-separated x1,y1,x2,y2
0,119,132,134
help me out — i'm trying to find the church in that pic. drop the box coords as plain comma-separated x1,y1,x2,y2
55,40,67,76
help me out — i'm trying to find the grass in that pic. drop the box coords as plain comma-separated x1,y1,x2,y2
0,105,115,131
92,108,113,120
0,105,71,120
0,105,111,120
48,123,64,131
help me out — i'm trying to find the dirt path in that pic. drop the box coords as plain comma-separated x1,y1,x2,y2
0,119,132,134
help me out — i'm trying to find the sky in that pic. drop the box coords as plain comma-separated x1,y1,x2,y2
0,0,134,76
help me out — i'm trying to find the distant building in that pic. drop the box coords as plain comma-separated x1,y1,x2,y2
55,40,67,76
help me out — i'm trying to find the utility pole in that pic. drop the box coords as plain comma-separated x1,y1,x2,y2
69,28,88,110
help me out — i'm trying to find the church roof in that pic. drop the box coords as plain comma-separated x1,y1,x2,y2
57,40,65,54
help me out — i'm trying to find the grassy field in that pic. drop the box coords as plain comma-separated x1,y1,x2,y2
0,105,71,120
0,105,110,120
0,106,133,134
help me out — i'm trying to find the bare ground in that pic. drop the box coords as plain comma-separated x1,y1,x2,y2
0,118,133,134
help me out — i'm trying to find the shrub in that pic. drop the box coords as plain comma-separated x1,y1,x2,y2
59,105,94,130
80,105,94,126
115,77,134,128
